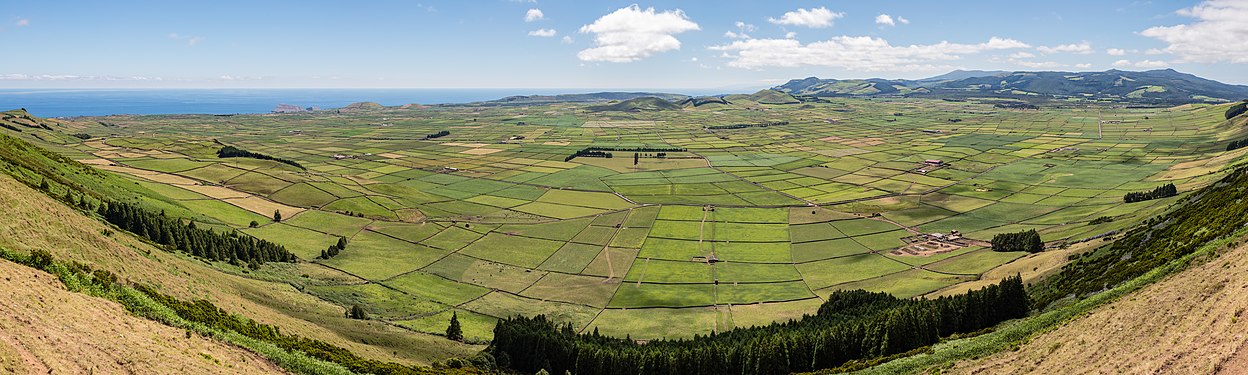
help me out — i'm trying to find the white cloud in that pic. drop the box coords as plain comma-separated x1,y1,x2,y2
1106,48,1127,56
1075,63,1093,69
167,33,204,46
1145,48,1165,55
1036,41,1093,54
1010,51,1036,59
15,18,29,27
1140,0,1248,63
528,28,556,37
0,74,164,81
1012,60,1065,69
710,36,1029,71
768,7,843,28
785,31,797,39
561,36,573,44
525,8,544,22
725,21,757,39
576,5,700,63
876,14,908,26
875,14,896,26
1112,59,1171,69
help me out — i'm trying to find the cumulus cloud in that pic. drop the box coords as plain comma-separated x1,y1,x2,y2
528,28,556,37
1010,51,1036,59
561,36,573,44
1075,63,1093,69
15,18,29,27
577,5,700,63
768,7,843,28
1140,0,1248,63
1112,59,1171,69
875,14,908,26
1106,48,1127,56
525,8,544,22
725,21,757,39
1036,41,1093,54
710,36,1029,71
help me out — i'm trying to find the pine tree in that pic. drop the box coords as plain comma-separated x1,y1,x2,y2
273,210,282,222
336,236,348,250
446,312,464,342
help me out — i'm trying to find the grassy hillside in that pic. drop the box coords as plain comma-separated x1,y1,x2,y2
586,97,683,112
0,127,484,372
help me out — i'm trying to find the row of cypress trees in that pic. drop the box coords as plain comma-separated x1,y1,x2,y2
489,276,1028,375
98,200,296,266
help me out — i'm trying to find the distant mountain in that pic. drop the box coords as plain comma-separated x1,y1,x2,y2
725,89,800,104
773,69,1248,104
773,77,927,97
912,69,1008,85
585,97,683,112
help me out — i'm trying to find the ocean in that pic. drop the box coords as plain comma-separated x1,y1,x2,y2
0,88,720,118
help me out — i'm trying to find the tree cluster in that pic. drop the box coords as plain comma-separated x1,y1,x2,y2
564,149,612,162
1123,183,1177,203
423,130,451,140
1227,138,1248,152
1226,101,1248,120
347,304,368,319
321,236,348,259
991,229,1044,253
98,200,295,266
582,146,687,152
705,121,789,130
216,146,304,169
488,276,1027,375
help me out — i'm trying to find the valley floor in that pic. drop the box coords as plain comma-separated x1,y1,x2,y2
950,243,1248,374
0,259,285,374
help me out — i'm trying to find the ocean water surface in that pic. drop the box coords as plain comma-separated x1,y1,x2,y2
0,88,717,117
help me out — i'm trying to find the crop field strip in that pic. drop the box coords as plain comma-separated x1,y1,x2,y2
58,98,1248,339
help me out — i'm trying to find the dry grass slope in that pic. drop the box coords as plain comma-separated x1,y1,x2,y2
951,243,1248,374
0,259,285,374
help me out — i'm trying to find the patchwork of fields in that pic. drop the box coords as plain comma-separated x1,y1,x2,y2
50,97,1248,340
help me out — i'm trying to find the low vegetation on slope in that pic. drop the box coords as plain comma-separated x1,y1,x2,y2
586,97,682,112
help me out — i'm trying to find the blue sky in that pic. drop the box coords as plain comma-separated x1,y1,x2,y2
2,1,1245,88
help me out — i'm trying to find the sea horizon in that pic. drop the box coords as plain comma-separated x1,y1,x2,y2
0,87,739,117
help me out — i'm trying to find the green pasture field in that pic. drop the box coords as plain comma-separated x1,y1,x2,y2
60,96,1248,340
